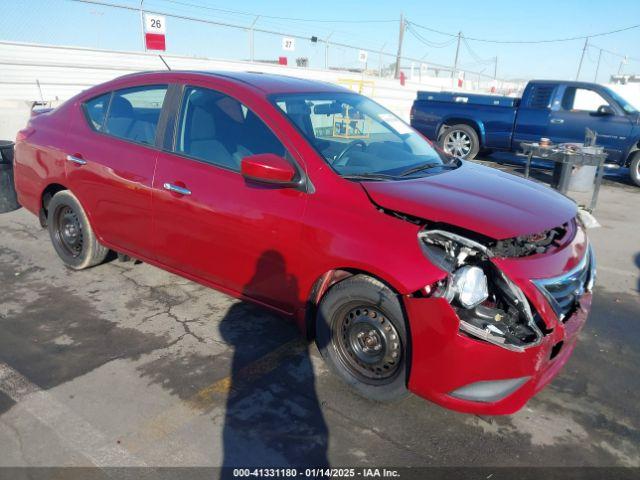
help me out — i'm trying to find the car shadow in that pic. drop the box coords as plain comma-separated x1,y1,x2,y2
219,251,329,474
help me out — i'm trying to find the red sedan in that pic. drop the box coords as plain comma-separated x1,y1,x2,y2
13,71,595,414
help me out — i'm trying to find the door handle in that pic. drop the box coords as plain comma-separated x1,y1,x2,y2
163,183,191,196
66,154,87,165
550,118,564,124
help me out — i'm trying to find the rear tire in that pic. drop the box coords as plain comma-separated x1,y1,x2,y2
438,124,480,159
630,152,640,187
47,190,108,270
315,274,409,402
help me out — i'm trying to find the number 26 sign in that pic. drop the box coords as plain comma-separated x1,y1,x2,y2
144,13,166,51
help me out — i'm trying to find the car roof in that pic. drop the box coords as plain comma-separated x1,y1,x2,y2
529,79,607,89
120,70,351,95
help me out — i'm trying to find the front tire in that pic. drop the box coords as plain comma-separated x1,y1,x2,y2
47,190,108,270
438,124,480,159
316,275,409,402
630,152,640,187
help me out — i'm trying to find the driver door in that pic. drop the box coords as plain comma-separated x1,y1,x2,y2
152,84,309,313
547,86,633,163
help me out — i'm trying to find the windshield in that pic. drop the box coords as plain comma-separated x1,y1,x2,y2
605,87,639,115
271,92,457,180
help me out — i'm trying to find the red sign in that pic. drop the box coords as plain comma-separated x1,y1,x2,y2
145,33,166,51
143,13,166,51
278,56,288,66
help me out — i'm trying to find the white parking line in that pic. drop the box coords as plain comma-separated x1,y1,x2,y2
0,362,147,468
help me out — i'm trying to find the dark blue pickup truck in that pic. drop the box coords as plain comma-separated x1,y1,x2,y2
410,80,640,186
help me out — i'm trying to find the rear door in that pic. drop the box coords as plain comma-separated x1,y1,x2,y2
512,83,555,148
547,86,633,162
152,83,308,313
66,85,168,258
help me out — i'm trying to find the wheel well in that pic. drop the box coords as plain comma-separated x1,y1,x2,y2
626,144,640,167
304,268,402,340
439,119,482,146
40,183,67,226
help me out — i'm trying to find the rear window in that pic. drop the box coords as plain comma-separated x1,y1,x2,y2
83,93,111,131
528,85,555,109
103,85,168,145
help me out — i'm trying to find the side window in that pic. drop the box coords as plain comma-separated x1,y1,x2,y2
561,87,610,113
83,93,111,131
176,86,286,171
104,85,168,145
527,85,554,109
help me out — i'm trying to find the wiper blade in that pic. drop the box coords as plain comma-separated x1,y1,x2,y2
398,162,445,177
341,173,395,181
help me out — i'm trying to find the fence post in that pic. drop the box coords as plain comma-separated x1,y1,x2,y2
249,16,260,63
325,32,333,70
139,0,146,51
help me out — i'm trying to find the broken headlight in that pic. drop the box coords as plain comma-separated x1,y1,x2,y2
418,230,543,352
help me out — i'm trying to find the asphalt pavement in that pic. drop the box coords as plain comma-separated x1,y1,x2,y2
0,155,638,472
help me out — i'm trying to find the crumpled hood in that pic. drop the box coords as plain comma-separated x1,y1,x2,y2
362,162,577,240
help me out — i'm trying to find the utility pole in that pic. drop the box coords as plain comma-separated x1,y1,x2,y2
378,42,387,78
394,13,405,79
575,37,589,80
249,15,260,63
325,31,334,70
451,31,462,78
594,48,602,82
493,56,498,79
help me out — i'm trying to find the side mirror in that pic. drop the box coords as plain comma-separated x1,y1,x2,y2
241,153,298,186
596,104,615,116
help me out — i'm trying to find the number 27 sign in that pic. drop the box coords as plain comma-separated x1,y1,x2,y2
144,13,166,51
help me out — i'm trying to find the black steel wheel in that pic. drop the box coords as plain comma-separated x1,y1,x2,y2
47,190,109,269
335,305,402,384
52,205,84,258
316,274,409,401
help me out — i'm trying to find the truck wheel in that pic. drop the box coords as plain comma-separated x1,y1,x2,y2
315,274,409,402
439,124,480,159
47,190,109,270
630,152,640,187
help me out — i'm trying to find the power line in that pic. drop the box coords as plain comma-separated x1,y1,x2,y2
155,0,397,24
589,43,640,63
462,37,494,65
408,20,640,44
405,24,456,48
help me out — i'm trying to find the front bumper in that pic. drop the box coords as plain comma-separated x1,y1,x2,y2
405,293,590,415
405,229,592,415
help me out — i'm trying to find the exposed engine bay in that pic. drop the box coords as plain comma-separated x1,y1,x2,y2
490,221,574,257
418,229,545,351
381,205,576,259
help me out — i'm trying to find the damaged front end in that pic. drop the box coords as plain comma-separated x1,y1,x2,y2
418,229,545,352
